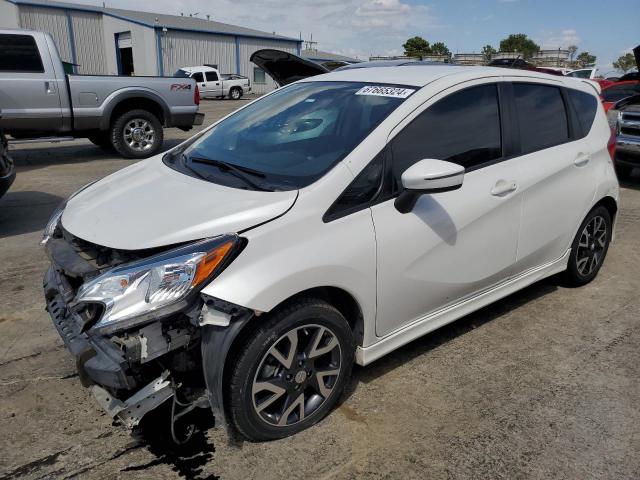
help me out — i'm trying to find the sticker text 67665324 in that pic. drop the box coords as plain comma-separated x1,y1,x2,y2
355,85,415,98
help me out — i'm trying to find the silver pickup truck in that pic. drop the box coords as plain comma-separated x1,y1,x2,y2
0,29,204,158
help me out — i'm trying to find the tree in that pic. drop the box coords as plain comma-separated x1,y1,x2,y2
575,51,596,68
403,36,430,58
613,53,637,73
568,45,578,62
498,33,540,59
481,44,496,62
430,42,450,57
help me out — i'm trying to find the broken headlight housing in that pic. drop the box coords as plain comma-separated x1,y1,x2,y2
75,234,241,334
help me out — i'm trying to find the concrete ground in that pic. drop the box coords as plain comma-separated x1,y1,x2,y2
1,98,639,480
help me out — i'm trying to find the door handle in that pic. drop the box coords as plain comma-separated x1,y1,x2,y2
215,82,220,85
201,83,206,87
45,81,56,94
491,179,518,197
574,154,590,167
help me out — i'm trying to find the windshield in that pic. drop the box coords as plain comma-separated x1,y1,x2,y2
174,69,190,78
167,81,413,190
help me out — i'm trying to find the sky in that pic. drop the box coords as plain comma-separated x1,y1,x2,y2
92,0,640,74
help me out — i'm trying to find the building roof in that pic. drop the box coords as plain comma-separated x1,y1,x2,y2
8,0,301,42
301,49,361,64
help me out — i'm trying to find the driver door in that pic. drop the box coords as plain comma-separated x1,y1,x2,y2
372,82,522,337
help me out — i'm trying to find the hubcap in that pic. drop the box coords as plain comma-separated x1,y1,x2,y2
252,324,342,427
576,215,607,276
123,118,155,152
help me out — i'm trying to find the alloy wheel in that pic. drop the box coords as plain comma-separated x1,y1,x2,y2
123,118,155,152
251,324,342,427
575,215,607,276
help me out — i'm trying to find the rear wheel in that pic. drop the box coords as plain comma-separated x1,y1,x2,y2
565,206,612,286
110,109,163,159
227,298,354,441
229,87,242,100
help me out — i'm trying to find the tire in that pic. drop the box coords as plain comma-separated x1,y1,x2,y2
229,87,242,100
564,206,612,287
87,133,113,151
109,109,163,159
615,164,632,179
227,298,355,441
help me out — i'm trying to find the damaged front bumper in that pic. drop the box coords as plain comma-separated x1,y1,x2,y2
43,265,206,429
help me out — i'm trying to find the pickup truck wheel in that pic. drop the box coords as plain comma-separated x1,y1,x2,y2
88,133,114,151
227,298,354,441
229,87,242,100
110,109,163,159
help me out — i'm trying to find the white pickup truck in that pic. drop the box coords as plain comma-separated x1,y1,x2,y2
175,65,251,100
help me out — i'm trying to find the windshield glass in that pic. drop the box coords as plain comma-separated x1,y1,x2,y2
167,81,414,190
174,69,190,78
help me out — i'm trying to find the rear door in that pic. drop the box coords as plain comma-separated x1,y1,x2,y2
508,81,598,273
0,33,64,132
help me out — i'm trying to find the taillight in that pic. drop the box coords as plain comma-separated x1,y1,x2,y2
607,126,616,161
194,85,200,105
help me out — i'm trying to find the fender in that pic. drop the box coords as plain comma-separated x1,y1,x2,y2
95,87,172,130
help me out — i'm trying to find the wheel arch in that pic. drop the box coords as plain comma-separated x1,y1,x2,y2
100,90,170,130
593,195,618,222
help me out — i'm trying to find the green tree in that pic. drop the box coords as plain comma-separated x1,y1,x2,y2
567,45,578,62
613,53,637,73
498,33,540,59
403,36,430,58
430,42,450,57
575,51,596,68
481,44,496,62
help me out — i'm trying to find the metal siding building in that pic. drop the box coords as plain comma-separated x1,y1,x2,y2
1,0,302,92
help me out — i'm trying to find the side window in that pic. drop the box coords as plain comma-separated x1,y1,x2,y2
192,72,204,83
205,71,219,81
390,84,502,190
568,89,597,137
324,151,384,221
254,67,266,84
513,83,569,154
0,34,44,72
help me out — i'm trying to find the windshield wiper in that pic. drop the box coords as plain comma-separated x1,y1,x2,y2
184,154,273,192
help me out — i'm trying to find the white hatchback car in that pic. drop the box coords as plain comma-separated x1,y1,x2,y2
42,65,619,442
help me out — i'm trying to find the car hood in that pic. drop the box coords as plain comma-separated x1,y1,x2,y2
250,49,329,86
61,158,298,250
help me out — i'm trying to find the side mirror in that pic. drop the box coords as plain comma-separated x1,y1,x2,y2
394,159,464,214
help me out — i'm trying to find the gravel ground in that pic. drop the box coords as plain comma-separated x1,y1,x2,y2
1,99,639,479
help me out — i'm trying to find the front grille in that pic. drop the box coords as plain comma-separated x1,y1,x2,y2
621,127,640,136
621,112,640,122
62,228,143,271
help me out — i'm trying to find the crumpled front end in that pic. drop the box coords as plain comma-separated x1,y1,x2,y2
42,225,246,435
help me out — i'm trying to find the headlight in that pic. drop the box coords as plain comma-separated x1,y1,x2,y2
75,235,240,334
41,181,97,246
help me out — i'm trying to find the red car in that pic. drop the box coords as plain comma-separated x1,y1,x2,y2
602,80,640,112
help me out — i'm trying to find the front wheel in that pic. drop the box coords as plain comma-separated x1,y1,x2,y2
565,206,612,286
110,109,163,159
227,298,354,441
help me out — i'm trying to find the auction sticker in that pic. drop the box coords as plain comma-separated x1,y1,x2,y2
355,85,415,98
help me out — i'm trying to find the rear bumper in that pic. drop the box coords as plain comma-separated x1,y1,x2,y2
616,134,640,161
43,266,136,390
168,111,204,129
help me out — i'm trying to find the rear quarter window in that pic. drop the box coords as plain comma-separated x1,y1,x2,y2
513,83,569,154
0,34,44,72
568,89,598,137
